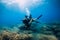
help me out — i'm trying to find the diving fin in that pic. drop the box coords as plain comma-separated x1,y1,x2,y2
37,14,42,19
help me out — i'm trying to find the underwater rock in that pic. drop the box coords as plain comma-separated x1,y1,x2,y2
0,30,58,40
0,23,60,40
0,36,2,40
0,30,33,40
38,34,58,40
1,31,11,40
10,33,21,40
19,33,33,40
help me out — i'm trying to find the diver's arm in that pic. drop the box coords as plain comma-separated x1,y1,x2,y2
29,18,37,23
29,19,33,24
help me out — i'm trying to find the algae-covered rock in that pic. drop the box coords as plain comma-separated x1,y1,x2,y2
0,30,33,40
1,31,11,40
38,34,58,40
10,33,21,40
0,36,2,40
19,33,33,40
0,30,58,40
0,23,60,40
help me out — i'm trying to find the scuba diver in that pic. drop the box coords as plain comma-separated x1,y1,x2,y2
21,14,42,30
22,15,30,29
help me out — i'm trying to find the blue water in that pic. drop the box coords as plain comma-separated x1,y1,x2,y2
0,1,60,40
0,0,60,26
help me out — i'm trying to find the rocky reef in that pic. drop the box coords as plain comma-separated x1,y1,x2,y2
0,23,60,40
0,30,33,40
0,30,58,40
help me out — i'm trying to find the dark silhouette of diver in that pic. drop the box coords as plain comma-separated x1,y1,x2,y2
22,15,30,29
22,14,42,30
